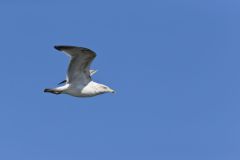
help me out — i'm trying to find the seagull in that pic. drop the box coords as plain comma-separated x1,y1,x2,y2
44,45,115,97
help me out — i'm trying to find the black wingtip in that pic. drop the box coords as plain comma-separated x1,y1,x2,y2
54,45,76,51
54,45,96,57
54,45,64,51
58,80,67,85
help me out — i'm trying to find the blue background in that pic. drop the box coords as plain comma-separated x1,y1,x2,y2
0,0,239,159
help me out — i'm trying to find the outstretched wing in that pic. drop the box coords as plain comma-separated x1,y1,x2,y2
57,70,98,85
54,45,96,85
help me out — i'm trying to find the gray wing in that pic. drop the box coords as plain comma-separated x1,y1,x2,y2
57,70,97,85
54,45,96,85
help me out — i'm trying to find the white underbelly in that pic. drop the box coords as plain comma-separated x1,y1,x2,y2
65,85,99,97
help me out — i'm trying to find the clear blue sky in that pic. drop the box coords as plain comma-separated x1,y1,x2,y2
0,0,239,160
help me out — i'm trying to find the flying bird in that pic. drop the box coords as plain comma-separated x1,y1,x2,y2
44,45,115,97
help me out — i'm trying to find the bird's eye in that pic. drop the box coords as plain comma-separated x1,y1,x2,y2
102,86,108,89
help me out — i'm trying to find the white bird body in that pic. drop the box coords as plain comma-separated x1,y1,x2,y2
44,45,114,97
58,81,105,97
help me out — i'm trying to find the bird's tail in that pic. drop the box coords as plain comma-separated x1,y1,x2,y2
44,88,62,94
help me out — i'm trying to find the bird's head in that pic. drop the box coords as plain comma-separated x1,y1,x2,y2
99,85,115,94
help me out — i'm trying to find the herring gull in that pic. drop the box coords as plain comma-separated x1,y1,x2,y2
44,45,115,97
